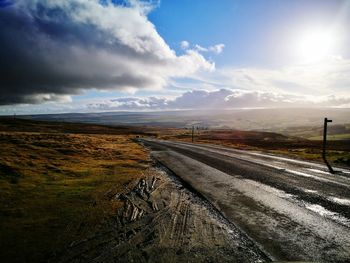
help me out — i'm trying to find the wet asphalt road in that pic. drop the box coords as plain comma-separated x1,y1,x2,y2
140,139,350,262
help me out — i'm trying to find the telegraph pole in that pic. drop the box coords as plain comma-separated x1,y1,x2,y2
191,126,194,143
322,118,334,174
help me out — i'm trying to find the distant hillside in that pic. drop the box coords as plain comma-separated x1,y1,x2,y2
1,118,348,166
0,118,156,136
13,108,350,132
280,124,350,140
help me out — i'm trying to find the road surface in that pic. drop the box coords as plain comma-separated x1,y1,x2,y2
140,138,350,262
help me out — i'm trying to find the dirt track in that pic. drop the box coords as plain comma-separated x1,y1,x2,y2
54,168,268,263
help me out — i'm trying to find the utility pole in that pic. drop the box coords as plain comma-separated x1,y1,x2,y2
191,126,194,143
322,118,335,174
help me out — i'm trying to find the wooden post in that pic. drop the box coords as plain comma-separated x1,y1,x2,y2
322,118,334,174
191,126,194,143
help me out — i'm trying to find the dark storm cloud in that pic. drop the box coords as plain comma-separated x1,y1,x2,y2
0,0,13,8
0,0,211,105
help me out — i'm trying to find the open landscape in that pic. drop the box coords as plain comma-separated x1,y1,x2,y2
0,119,270,262
0,117,349,262
19,109,350,167
1,0,350,262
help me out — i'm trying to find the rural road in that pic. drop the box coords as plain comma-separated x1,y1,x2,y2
140,138,350,262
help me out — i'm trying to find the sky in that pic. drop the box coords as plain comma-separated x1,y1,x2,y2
0,0,350,114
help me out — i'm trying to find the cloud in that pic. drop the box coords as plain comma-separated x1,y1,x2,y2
209,44,225,54
202,57,350,96
180,40,190,49
180,41,225,54
87,88,350,111
1,0,347,112
0,0,213,105
194,44,225,54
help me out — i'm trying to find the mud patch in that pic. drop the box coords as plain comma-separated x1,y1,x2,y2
54,166,269,263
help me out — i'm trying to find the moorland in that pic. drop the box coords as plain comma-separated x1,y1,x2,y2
0,117,349,262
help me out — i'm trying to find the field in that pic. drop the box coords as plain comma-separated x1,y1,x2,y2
0,119,151,262
308,133,350,141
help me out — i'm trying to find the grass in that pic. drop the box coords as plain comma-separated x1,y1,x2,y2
0,119,150,262
268,148,350,167
308,133,350,141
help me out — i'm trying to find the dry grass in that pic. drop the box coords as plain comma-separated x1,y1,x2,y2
0,119,150,262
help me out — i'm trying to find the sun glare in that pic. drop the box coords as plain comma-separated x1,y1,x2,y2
296,29,335,63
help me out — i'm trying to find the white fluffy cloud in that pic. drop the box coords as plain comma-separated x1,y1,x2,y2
180,40,190,49
209,44,225,54
0,0,213,105
180,41,225,54
194,44,225,54
87,88,350,111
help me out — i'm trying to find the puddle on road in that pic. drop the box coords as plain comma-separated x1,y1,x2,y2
243,179,350,228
